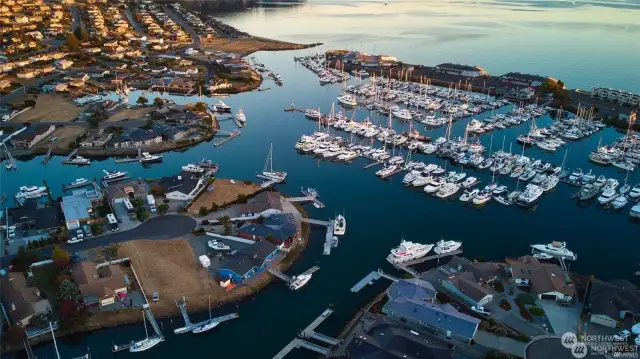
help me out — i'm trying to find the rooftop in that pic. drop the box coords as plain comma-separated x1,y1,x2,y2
105,179,148,201
506,256,575,296
61,190,94,222
436,63,484,72
158,171,201,195
588,279,640,320
222,240,277,277
1,201,60,231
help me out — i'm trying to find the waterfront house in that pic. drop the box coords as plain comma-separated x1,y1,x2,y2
56,59,73,70
157,171,205,201
381,279,480,343
234,191,283,217
113,129,161,148
1,272,52,327
61,189,102,230
10,125,55,148
71,262,127,307
218,240,278,283
105,179,148,205
587,279,640,328
441,271,495,306
435,63,485,77
505,256,575,302
16,70,36,79
0,79,11,90
335,315,453,359
236,213,298,245
590,87,640,107
79,128,112,147
0,201,60,240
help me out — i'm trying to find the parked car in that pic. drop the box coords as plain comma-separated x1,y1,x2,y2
614,330,631,341
152,292,160,302
67,237,83,244
82,224,92,237
471,306,491,316
76,229,84,239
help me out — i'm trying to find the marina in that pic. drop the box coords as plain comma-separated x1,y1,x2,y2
173,297,239,335
112,304,164,353
272,308,337,359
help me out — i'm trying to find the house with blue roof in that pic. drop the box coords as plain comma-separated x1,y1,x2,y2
382,279,481,343
218,241,278,283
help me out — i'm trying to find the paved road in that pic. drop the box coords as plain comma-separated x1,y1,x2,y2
1,215,197,267
124,9,147,37
70,6,83,32
162,5,201,49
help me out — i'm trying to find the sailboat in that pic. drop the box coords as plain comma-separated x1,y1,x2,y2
193,295,218,334
50,322,91,359
129,311,164,353
261,143,287,181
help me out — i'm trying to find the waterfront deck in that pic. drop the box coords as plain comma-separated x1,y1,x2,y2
214,129,241,147
173,297,239,334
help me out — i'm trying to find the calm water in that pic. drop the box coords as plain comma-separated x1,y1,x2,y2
4,2,640,358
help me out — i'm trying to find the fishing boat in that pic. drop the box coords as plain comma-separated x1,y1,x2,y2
386,240,433,264
129,311,164,352
63,178,89,190
261,143,287,181
334,215,346,236
140,152,162,163
192,296,218,334
531,241,577,260
102,170,127,181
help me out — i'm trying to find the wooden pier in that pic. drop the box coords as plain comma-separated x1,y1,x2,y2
2,142,16,170
392,249,463,277
112,304,163,352
288,195,325,209
363,161,383,169
350,269,399,293
173,297,239,334
301,218,335,255
61,149,78,164
114,148,141,163
41,145,53,164
214,129,241,147
272,308,336,359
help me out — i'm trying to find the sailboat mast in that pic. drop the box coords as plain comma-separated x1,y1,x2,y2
208,295,212,320
143,311,149,339
50,322,61,359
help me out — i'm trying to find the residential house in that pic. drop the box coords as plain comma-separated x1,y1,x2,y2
84,47,102,54
156,171,204,201
590,87,640,107
112,129,161,148
382,278,481,343
505,256,575,302
234,191,283,217
0,79,11,89
71,262,128,307
1,272,52,327
24,30,42,39
56,59,74,70
79,128,112,147
218,240,278,283
105,179,148,205
0,201,60,240
10,125,55,148
441,271,495,307
587,279,640,328
336,315,453,359
236,213,298,245
435,63,486,77
17,70,37,79
61,189,102,230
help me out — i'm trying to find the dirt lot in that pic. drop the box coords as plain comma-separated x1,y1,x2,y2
188,179,262,214
107,106,155,122
9,93,83,123
202,37,315,56
32,126,87,150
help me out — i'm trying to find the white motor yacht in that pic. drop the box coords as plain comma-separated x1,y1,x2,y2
403,171,421,185
459,189,479,202
15,186,47,199
386,240,434,264
423,179,443,194
612,195,628,210
531,241,577,260
630,204,640,219
63,178,89,189
376,165,398,178
568,168,583,182
102,170,128,181
182,164,205,173
629,184,640,199
412,174,433,187
392,108,413,121
337,94,358,107
68,156,91,165
140,152,162,163
472,191,492,205
541,175,559,192
436,182,460,199
334,215,346,236
234,108,246,124
597,187,618,205
516,184,543,207
208,240,230,251
603,178,619,192
213,100,231,113
433,239,462,254
461,176,478,188
289,274,313,290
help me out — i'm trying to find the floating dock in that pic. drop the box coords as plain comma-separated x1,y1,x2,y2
115,149,142,163
268,266,320,289
301,218,335,255
363,161,383,169
214,129,241,147
272,308,337,359
112,304,163,352
288,195,325,209
350,269,399,293
41,145,53,164
173,297,239,334
390,250,463,277
2,142,16,170
60,149,78,165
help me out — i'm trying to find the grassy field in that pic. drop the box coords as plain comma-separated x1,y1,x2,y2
10,93,83,123
188,179,261,214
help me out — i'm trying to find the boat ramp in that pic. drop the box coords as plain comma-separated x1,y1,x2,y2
301,218,335,255
350,269,399,293
272,308,338,359
112,304,163,352
173,297,239,334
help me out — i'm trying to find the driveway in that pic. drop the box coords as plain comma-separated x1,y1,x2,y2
539,300,580,335
473,330,527,357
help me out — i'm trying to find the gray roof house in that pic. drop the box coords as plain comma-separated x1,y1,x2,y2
158,171,204,201
382,279,480,343
588,279,640,328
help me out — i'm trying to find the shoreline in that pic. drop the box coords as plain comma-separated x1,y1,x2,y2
18,201,312,350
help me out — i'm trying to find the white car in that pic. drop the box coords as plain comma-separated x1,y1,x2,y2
471,306,491,316
76,229,84,239
614,330,631,341
67,237,83,244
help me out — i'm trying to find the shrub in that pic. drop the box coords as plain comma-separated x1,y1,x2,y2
517,293,536,305
499,299,511,311
514,298,534,322
199,206,208,216
491,281,505,293
243,180,252,185
236,194,247,204
529,307,545,316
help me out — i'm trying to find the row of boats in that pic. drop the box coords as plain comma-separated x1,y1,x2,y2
589,133,640,172
387,239,462,264
294,54,353,84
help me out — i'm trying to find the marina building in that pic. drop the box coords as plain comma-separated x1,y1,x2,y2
382,278,481,343
586,279,640,328
218,240,278,283
9,125,55,148
505,256,575,302
499,72,555,88
435,63,486,77
590,87,640,107
71,262,128,307
1,272,52,327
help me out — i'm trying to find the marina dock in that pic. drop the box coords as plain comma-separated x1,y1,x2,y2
363,161,383,169
301,218,335,255
288,195,325,208
41,144,53,164
350,269,399,293
115,149,142,163
173,297,239,334
112,304,163,352
272,308,337,359
391,250,463,277
61,149,78,165
268,266,320,288
214,129,241,147
2,142,16,170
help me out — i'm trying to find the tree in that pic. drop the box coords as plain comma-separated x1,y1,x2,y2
11,246,31,272
202,115,214,127
73,27,89,42
6,326,26,345
90,223,103,235
236,193,248,204
157,204,169,215
223,221,233,236
137,96,148,105
23,99,36,108
153,97,164,107
199,206,208,216
136,207,150,221
193,101,207,112
57,280,80,301
66,33,81,51
88,115,100,128
143,119,153,130
55,274,73,287
210,202,219,212
52,246,71,269
59,300,80,319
